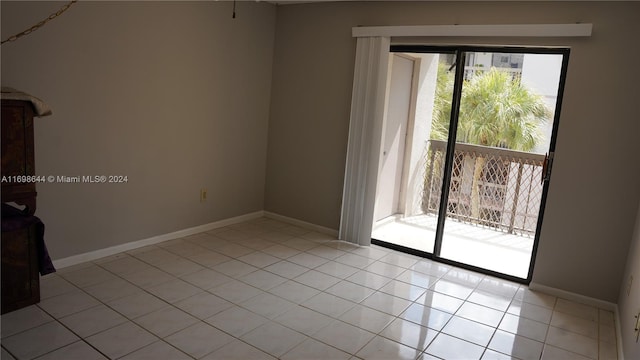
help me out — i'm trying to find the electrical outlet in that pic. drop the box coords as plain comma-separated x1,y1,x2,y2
200,188,207,202
628,275,634,296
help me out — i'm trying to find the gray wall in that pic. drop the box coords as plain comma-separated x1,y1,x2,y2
1,1,276,259
264,1,640,302
618,199,640,359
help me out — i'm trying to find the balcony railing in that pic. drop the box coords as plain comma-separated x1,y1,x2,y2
423,139,544,237
464,66,523,82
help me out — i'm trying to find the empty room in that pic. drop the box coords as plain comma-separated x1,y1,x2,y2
1,1,639,359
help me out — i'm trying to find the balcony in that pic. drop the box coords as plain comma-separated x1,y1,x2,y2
372,140,545,278
424,139,545,237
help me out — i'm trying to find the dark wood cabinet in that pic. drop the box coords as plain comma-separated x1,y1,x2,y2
1,99,37,214
1,99,40,313
1,224,40,314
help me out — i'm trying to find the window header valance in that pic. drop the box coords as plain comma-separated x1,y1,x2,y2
352,24,593,38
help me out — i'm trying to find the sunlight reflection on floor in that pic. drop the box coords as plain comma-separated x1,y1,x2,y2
371,215,534,278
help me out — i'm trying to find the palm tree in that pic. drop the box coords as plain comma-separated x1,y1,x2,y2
430,63,455,142
429,64,550,222
431,65,550,150
458,68,549,150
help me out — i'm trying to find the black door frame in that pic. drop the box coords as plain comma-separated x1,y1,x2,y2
372,45,571,284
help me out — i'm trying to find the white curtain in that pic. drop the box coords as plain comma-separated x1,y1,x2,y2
339,36,390,246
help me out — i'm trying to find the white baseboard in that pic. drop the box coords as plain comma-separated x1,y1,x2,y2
264,211,338,236
372,214,401,230
528,282,617,312
52,211,265,269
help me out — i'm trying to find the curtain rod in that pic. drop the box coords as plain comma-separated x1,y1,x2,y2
352,24,593,38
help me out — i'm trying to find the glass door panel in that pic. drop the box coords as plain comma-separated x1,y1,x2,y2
371,51,457,254
439,51,565,278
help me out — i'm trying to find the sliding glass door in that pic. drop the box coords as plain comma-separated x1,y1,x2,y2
372,46,570,282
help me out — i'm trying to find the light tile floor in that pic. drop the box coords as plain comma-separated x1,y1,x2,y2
1,218,618,359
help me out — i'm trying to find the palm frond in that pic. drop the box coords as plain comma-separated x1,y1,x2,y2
431,65,550,151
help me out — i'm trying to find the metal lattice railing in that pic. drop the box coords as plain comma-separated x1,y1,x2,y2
464,66,522,82
423,140,545,237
